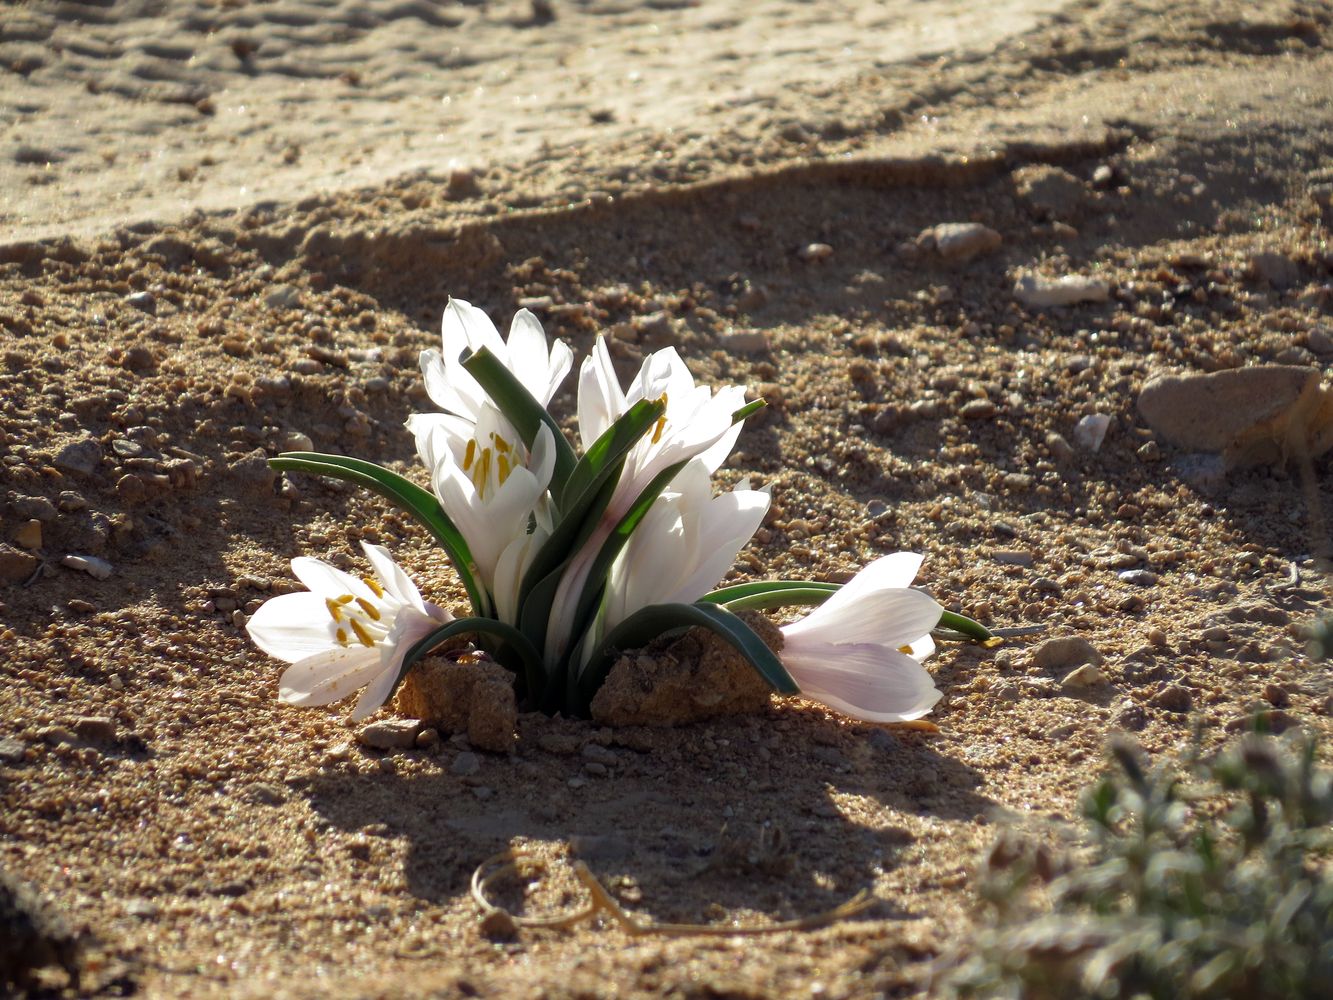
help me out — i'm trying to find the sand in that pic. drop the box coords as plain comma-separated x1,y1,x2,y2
2,0,1332,995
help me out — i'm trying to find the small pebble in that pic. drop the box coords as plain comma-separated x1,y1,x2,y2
1152,684,1193,713
923,222,1002,262
1060,663,1108,688
358,719,420,750
1014,273,1110,308
13,520,42,549
62,554,113,579
1117,569,1159,586
125,290,156,314
1073,413,1112,451
451,751,481,777
797,242,833,262
1031,636,1104,671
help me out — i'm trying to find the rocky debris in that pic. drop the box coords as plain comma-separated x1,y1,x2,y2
1012,164,1087,219
1014,273,1110,308
918,222,1002,263
71,717,117,743
53,438,102,478
395,655,517,752
450,751,480,776
264,284,301,309
12,520,41,549
1073,413,1111,452
0,543,39,583
124,290,156,314
590,612,780,727
0,738,26,764
357,719,421,751
1030,636,1104,672
229,449,277,493
718,328,770,353
1247,250,1299,288
1136,365,1333,468
11,495,57,521
796,242,832,262
1152,684,1193,713
1060,663,1108,688
0,869,82,994
61,554,112,579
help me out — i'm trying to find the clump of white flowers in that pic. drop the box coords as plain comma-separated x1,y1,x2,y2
247,299,989,721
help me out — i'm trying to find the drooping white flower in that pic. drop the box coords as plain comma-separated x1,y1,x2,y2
601,458,770,632
410,402,555,621
246,543,452,721
419,297,573,427
780,552,943,722
545,338,751,664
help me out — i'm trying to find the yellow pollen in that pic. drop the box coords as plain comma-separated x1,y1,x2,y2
492,431,512,452
363,577,385,598
349,619,376,648
497,453,511,485
651,414,667,444
355,597,381,620
335,627,349,647
898,645,913,654
336,594,355,605
325,598,343,622
464,438,477,471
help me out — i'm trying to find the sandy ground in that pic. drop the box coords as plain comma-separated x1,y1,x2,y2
2,0,1333,996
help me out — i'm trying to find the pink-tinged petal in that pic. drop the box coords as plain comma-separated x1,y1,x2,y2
290,557,374,602
782,558,937,647
278,646,382,706
782,640,942,722
247,592,341,661
360,542,423,612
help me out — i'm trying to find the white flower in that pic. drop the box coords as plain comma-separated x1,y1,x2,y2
419,297,573,427
545,338,751,663
601,459,770,632
247,543,452,721
411,402,555,621
780,553,943,723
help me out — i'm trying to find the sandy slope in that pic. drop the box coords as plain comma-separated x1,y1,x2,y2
2,0,1333,996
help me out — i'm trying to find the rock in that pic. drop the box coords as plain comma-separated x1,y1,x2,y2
1152,684,1193,713
1060,664,1108,688
1031,636,1104,672
264,284,301,309
590,611,779,727
1045,431,1075,463
12,521,41,550
72,717,117,743
1171,452,1227,492
1307,324,1333,354
125,290,156,314
1136,366,1333,467
1117,569,1158,586
1073,413,1112,451
797,242,833,262
395,655,517,752
1014,273,1110,308
0,738,26,763
53,438,102,478
960,399,997,420
357,719,421,750
450,751,480,777
1013,164,1087,218
1091,164,1115,189
61,554,112,580
922,222,1002,263
229,449,276,493
0,544,39,583
1248,251,1299,288
11,495,57,522
116,474,147,504
719,328,770,353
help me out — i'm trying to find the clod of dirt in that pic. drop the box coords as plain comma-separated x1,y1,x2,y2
1136,365,1333,468
0,869,81,994
590,612,782,727
396,655,518,752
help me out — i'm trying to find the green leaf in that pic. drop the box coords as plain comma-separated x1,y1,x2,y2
731,399,766,423
577,601,799,710
394,616,545,705
270,452,487,617
701,579,839,609
937,610,993,643
560,397,665,517
461,346,577,506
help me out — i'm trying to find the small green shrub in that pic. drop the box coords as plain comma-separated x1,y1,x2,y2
938,731,1333,999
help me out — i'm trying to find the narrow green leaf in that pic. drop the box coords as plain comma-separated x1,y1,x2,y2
720,587,843,613
270,452,487,617
461,346,577,506
578,601,799,710
937,610,993,643
701,579,839,607
394,616,544,705
731,399,766,423
560,397,665,516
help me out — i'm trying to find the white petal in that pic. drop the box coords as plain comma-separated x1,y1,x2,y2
782,641,942,722
279,646,382,706
247,592,341,661
444,297,506,359
669,487,769,603
290,557,373,602
577,337,624,450
507,309,571,406
360,542,423,612
493,528,543,625
783,583,941,648
907,633,936,662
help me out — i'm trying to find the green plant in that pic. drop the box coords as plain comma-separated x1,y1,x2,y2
938,731,1333,999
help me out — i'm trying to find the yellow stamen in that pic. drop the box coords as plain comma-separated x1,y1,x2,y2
363,577,385,598
651,415,667,444
335,627,350,647
898,645,913,654
325,598,343,622
492,431,512,453
336,594,355,605
349,619,376,648
497,452,511,485
464,438,477,471
355,597,381,620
